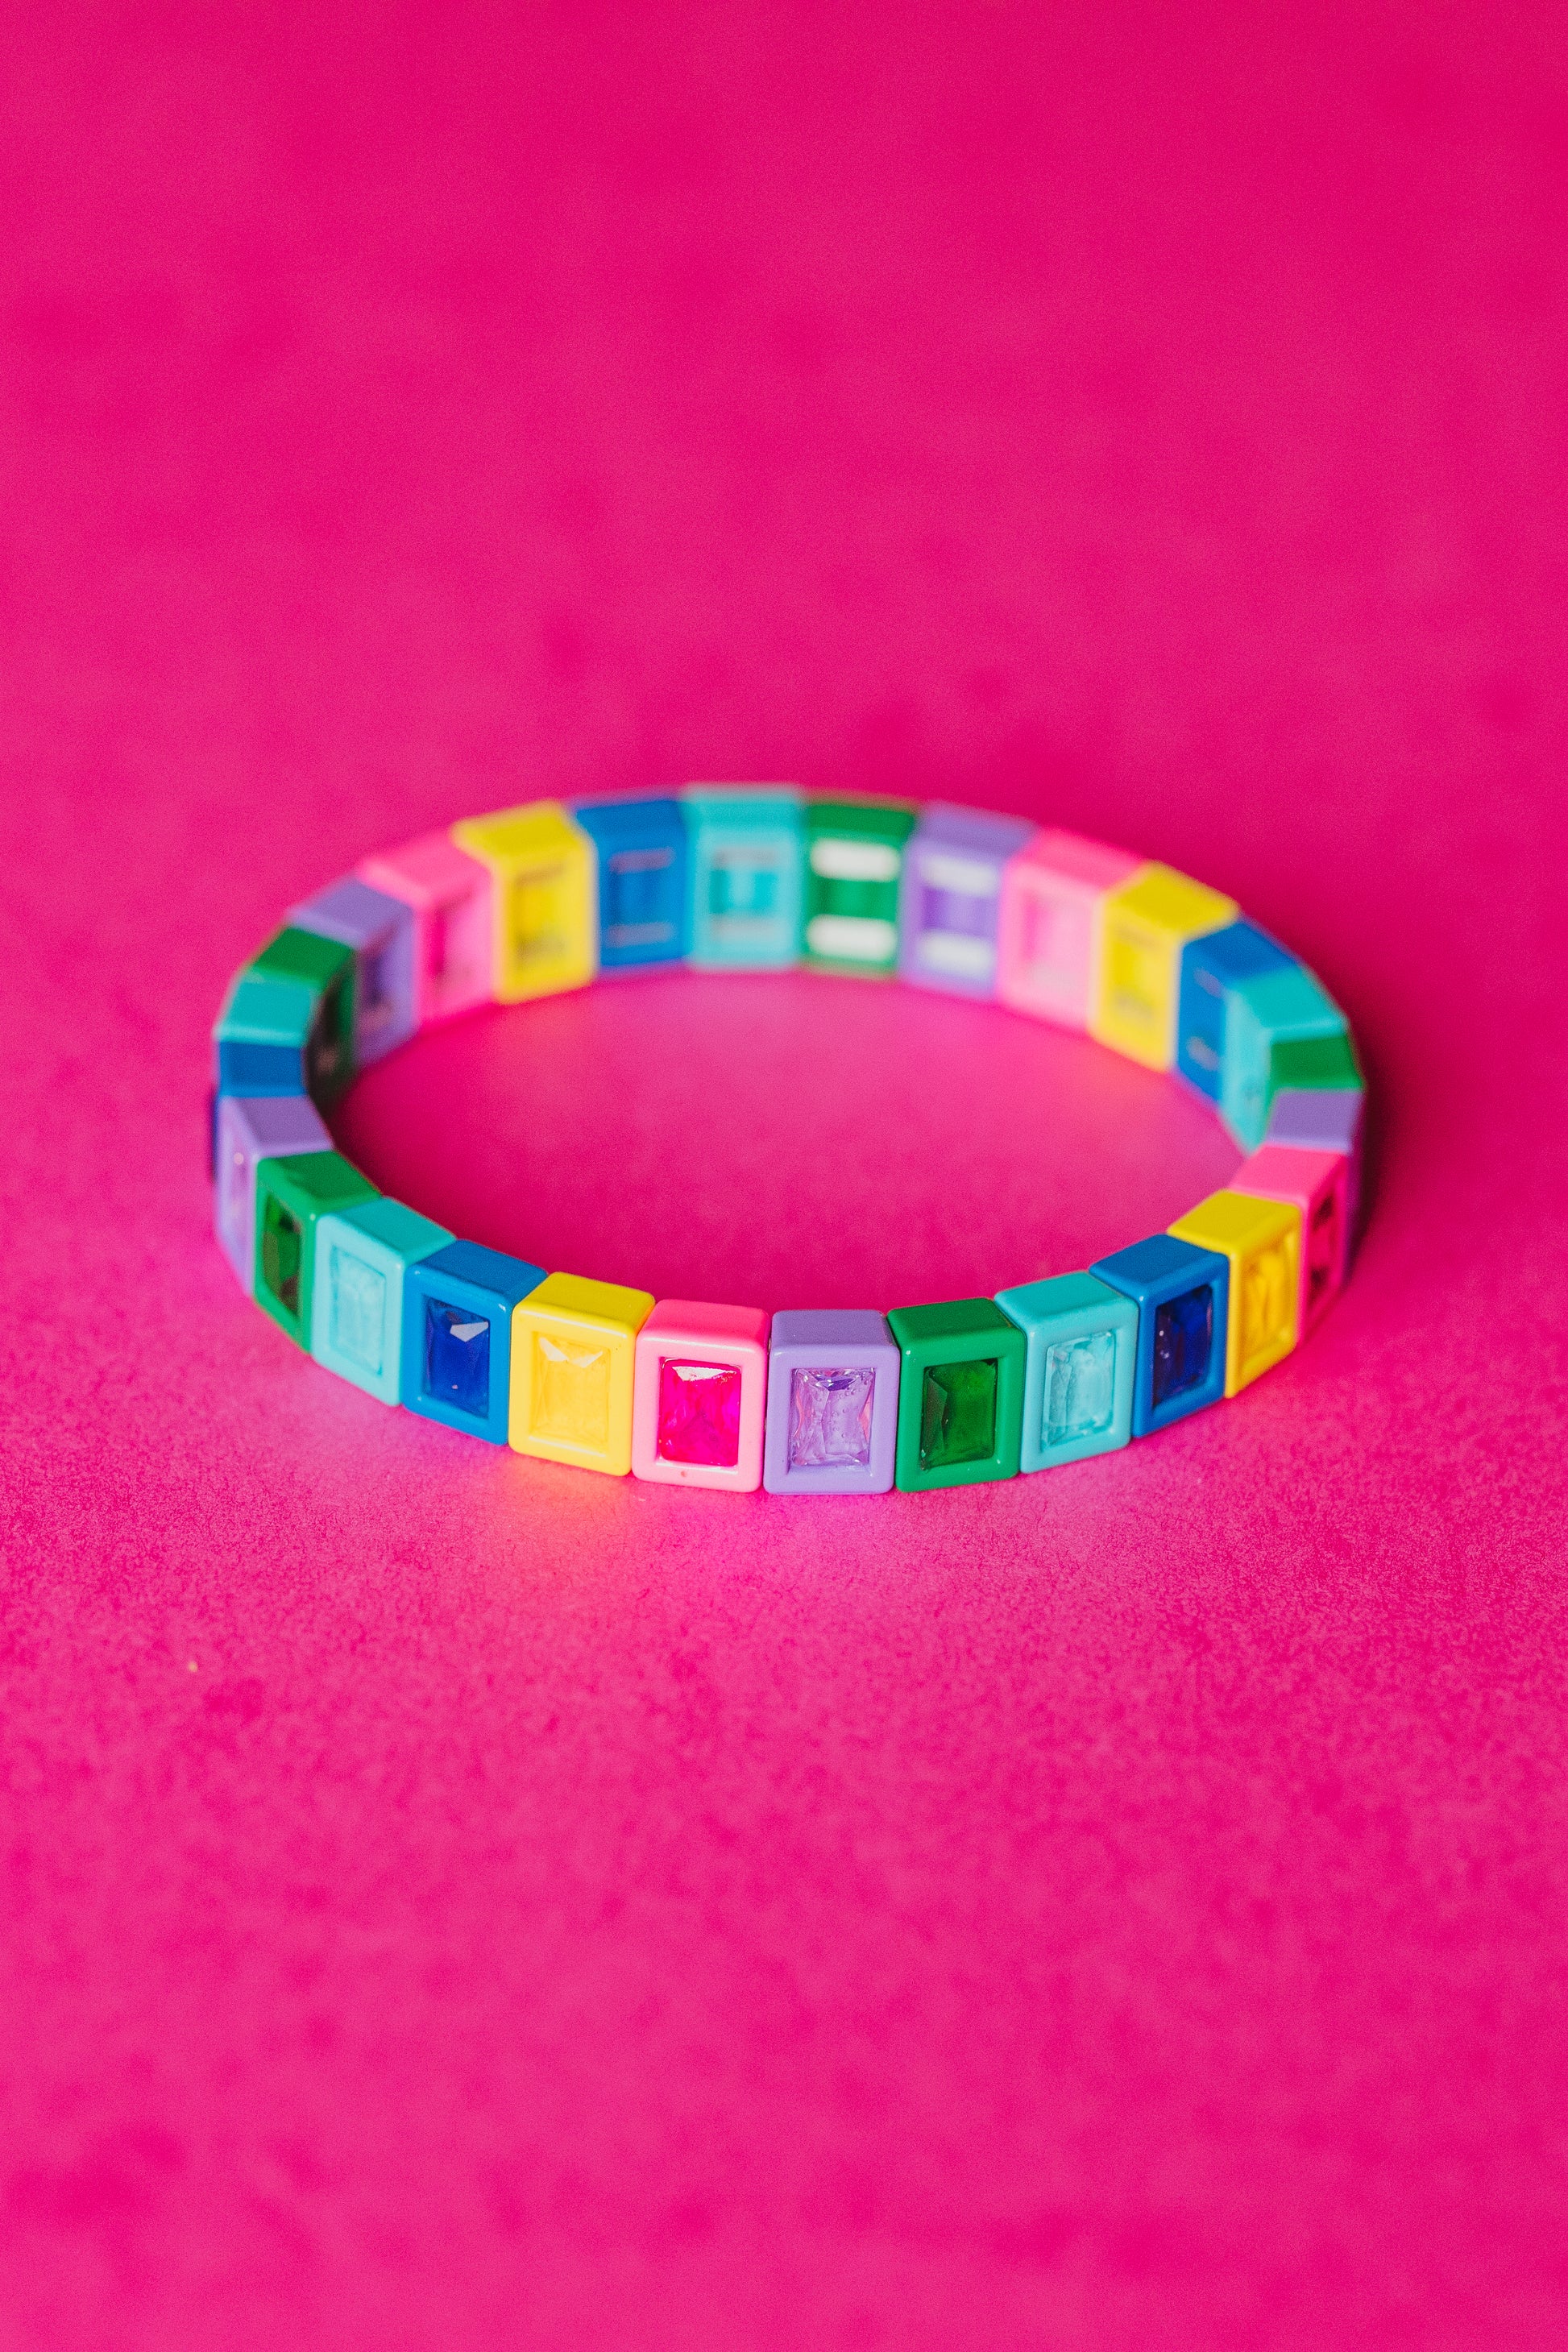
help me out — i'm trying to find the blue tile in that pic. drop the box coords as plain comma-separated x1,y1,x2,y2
212,971,316,1098
214,1037,313,1097
572,795,690,973
1090,1234,1230,1436
1176,920,1292,1100
401,1238,547,1444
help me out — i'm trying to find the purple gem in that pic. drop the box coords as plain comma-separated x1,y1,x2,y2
788,1365,875,1471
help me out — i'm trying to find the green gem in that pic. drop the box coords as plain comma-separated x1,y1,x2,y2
262,1201,303,1317
919,1358,998,1469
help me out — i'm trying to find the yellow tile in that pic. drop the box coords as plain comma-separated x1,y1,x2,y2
1168,1189,1301,1396
450,802,596,1003
508,1271,655,1475
1089,863,1238,1070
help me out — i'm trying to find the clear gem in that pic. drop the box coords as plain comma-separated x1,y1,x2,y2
709,856,780,918
1043,1329,1117,1448
789,1365,875,1470
330,1247,386,1373
921,884,989,937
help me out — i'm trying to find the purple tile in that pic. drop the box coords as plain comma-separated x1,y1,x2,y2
1264,1085,1364,1156
214,1094,334,1292
288,875,418,1067
763,1309,901,1495
897,804,1037,999
1265,1084,1367,1240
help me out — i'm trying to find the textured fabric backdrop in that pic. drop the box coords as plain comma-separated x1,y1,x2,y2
3,6,1566,2346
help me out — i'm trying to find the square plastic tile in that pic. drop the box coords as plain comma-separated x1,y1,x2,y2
631,1300,769,1491
885,1298,1027,1490
897,805,1037,1000
451,802,596,1004
1233,1143,1351,1337
762,1309,901,1495
682,787,804,970
996,830,1143,1030
1168,1188,1302,1396
993,1271,1139,1471
571,794,690,973
1090,1232,1230,1436
288,875,418,1067
401,1238,547,1444
509,1272,655,1476
359,831,496,1027
214,1094,333,1293
801,799,915,977
309,1197,454,1404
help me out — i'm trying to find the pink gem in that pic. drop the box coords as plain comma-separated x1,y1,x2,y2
657,1358,742,1466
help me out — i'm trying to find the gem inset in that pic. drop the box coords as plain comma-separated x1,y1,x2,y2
1242,1244,1291,1360
261,1201,303,1317
920,1358,998,1470
533,1333,611,1448
789,1365,874,1471
1043,1329,1117,1449
330,1247,386,1374
425,1300,491,1417
710,857,779,918
657,1359,742,1467
1151,1284,1213,1408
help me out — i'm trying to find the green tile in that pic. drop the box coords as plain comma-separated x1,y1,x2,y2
253,1151,379,1349
802,796,916,977
886,1297,1025,1491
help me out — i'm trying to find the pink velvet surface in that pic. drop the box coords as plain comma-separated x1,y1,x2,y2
3,6,1567,2346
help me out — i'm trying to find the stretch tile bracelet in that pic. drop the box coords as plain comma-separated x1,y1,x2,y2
211,790,1365,1496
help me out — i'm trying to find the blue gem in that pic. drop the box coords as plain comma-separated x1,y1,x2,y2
1151,1285,1213,1408
425,1299,491,1417
606,848,675,941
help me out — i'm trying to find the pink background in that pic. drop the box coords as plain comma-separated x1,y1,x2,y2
3,6,1566,2345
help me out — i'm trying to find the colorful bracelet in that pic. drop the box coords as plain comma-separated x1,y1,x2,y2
211,790,1365,1497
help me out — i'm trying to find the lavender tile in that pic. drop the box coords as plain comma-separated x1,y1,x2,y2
214,1094,334,1292
897,804,1036,999
763,1309,901,1495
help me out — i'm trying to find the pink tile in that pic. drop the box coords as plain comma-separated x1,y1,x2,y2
1231,1143,1351,1336
997,829,1144,1029
357,832,495,1027
631,1301,771,1491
